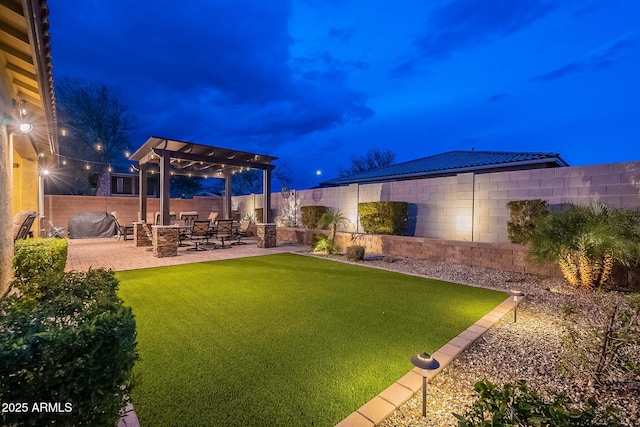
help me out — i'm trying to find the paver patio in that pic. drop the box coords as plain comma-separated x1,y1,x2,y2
65,237,304,272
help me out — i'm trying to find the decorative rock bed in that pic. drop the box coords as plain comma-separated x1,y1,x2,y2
343,255,640,427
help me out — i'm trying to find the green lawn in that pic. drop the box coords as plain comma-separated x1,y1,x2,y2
116,253,506,426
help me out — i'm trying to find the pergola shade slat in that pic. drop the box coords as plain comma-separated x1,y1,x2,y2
130,137,278,225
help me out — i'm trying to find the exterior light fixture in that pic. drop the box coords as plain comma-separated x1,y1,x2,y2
510,290,525,323
16,100,32,133
411,352,440,417
19,123,33,133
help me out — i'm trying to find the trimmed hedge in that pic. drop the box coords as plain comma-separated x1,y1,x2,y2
359,202,408,235
301,205,329,229
2,248,138,426
13,238,68,285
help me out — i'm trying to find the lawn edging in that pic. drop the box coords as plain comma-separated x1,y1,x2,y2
334,295,516,427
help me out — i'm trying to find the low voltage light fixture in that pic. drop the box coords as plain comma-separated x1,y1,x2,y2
411,352,440,417
510,290,525,323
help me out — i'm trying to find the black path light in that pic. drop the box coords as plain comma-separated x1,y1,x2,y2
510,290,525,323
411,352,440,417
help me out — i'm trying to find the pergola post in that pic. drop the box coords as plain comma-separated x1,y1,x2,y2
138,164,148,222
159,154,171,225
263,168,272,223
224,170,232,220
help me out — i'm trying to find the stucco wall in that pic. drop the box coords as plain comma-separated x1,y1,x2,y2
44,195,223,231
234,160,640,243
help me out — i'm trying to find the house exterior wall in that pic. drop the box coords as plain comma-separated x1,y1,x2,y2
233,160,640,243
0,65,13,294
12,150,39,215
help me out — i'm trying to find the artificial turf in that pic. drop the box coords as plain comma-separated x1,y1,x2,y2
116,253,507,426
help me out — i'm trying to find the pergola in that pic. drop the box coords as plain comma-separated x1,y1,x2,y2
130,137,277,225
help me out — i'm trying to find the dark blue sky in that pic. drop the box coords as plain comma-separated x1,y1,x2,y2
49,0,639,189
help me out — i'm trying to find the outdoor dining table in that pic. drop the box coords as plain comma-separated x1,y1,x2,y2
173,223,193,247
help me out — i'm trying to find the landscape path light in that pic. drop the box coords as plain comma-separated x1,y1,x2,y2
410,351,440,417
510,290,525,323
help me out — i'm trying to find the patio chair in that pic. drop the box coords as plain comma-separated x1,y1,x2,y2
207,212,219,227
215,219,234,248
179,211,199,226
187,220,210,251
111,212,134,241
234,218,250,245
13,211,37,242
48,221,66,238
154,211,177,225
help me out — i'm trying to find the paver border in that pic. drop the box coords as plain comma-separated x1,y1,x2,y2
334,296,518,427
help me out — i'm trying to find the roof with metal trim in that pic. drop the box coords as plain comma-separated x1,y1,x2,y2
319,150,568,186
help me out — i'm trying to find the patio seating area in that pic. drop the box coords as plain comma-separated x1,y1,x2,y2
65,236,303,272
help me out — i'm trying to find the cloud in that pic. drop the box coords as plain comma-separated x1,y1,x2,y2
531,35,635,82
391,0,559,76
51,0,373,150
328,27,356,43
487,93,508,102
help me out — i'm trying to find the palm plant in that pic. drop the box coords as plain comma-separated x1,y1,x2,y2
319,209,349,242
313,210,349,255
528,203,640,288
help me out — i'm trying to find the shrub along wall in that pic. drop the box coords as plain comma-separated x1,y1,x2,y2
277,227,561,277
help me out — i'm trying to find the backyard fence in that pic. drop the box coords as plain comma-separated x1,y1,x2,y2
235,160,640,244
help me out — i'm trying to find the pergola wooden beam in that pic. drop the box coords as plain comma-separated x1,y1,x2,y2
130,137,278,226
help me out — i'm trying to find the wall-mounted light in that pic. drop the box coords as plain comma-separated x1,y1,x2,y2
16,100,32,133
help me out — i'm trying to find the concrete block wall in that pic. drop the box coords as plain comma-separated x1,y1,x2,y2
242,160,640,243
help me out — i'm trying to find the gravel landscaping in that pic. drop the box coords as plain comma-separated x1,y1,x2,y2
345,255,640,427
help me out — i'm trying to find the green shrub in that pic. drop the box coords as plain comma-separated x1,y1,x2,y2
301,205,329,229
359,202,408,235
454,380,621,427
345,245,365,261
506,199,549,244
13,238,68,285
0,268,138,426
311,232,327,249
313,237,338,255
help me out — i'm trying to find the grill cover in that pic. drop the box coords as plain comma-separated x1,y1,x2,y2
68,211,117,239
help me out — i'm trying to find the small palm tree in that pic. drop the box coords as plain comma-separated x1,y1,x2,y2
319,209,349,242
313,210,349,255
528,203,640,287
